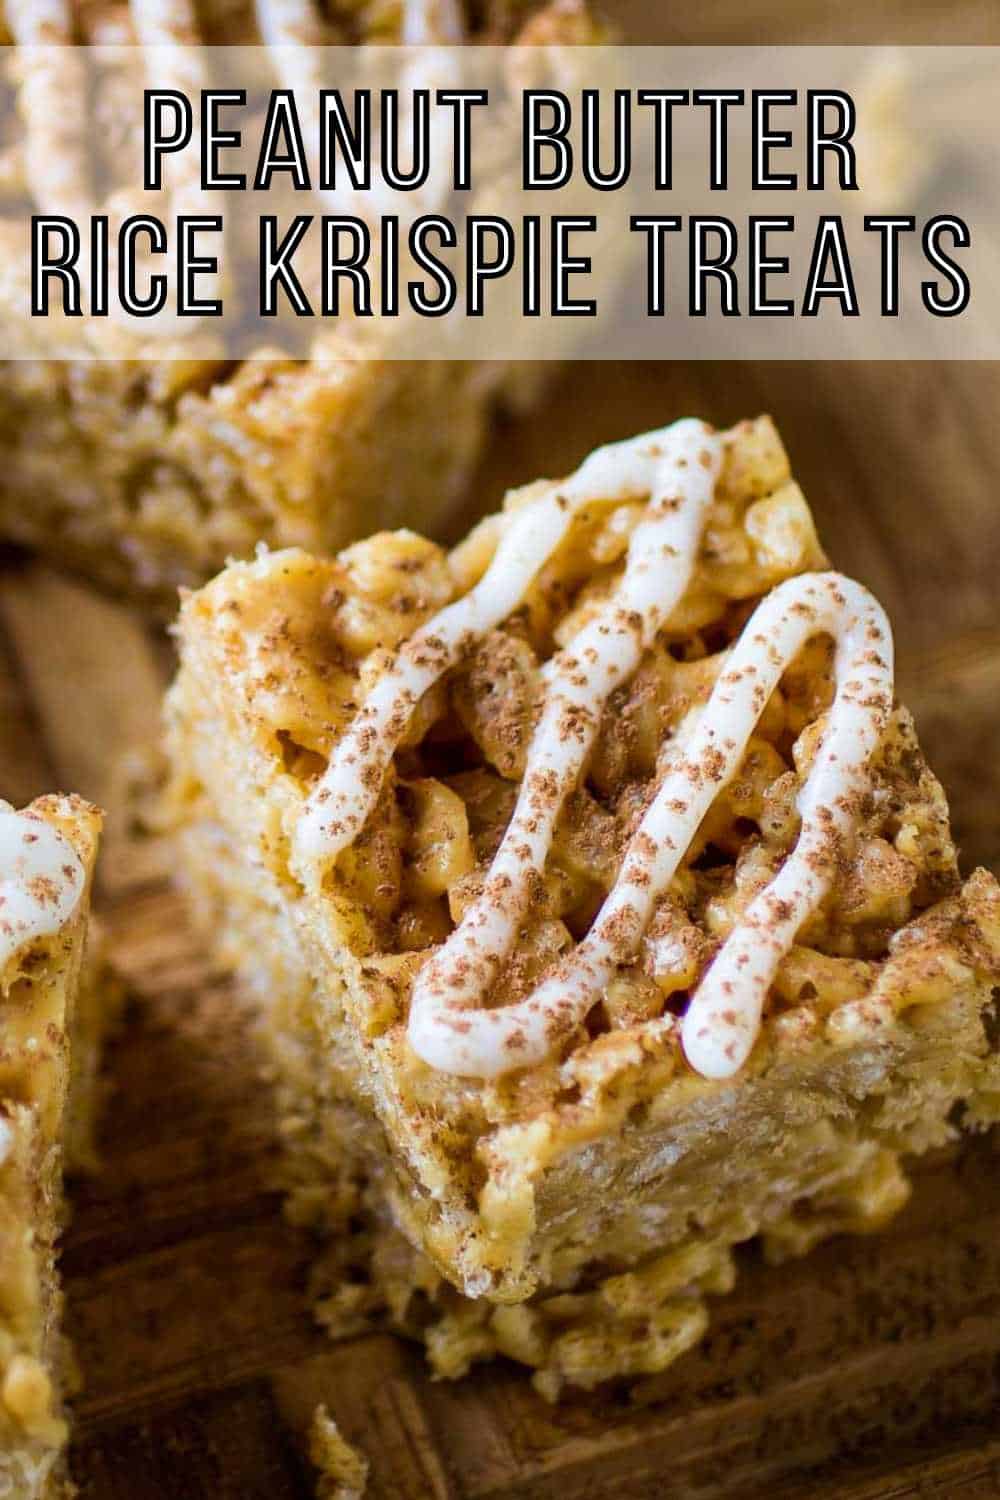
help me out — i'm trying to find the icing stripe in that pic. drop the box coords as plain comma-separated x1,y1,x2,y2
407,572,893,1080
255,0,331,47
258,0,464,223
0,803,86,973
402,0,466,43
680,575,892,1077
408,420,722,1029
6,0,94,227
131,0,213,222
293,418,717,877
292,413,894,1083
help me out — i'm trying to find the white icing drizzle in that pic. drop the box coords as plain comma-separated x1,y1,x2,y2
409,571,892,1080
294,421,893,1084
401,0,466,44
256,0,463,46
255,0,332,48
6,0,94,226
130,0,210,221
129,0,199,43
0,802,85,973
679,575,892,1077
253,0,336,207
407,421,722,1047
293,417,718,876
258,0,464,225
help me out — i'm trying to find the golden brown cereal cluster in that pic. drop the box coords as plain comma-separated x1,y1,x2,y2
211,419,966,1085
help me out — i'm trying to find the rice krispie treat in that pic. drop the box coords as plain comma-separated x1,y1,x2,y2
0,0,599,607
0,795,103,1499
164,416,1000,1398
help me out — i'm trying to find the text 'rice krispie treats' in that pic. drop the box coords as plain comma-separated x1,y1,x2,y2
165,416,1000,1399
0,795,103,1499
0,0,599,608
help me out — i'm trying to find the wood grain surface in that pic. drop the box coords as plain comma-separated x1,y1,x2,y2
4,8,1000,1495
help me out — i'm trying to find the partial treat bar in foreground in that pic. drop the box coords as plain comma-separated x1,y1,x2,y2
0,796,102,1500
0,0,599,608
165,416,1000,1399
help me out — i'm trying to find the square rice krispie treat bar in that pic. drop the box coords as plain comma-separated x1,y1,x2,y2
164,416,1000,1398
0,0,597,608
0,795,103,1499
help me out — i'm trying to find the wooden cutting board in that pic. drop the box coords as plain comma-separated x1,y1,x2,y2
0,355,998,1500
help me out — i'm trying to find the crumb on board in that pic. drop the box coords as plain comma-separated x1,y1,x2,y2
310,1406,369,1500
